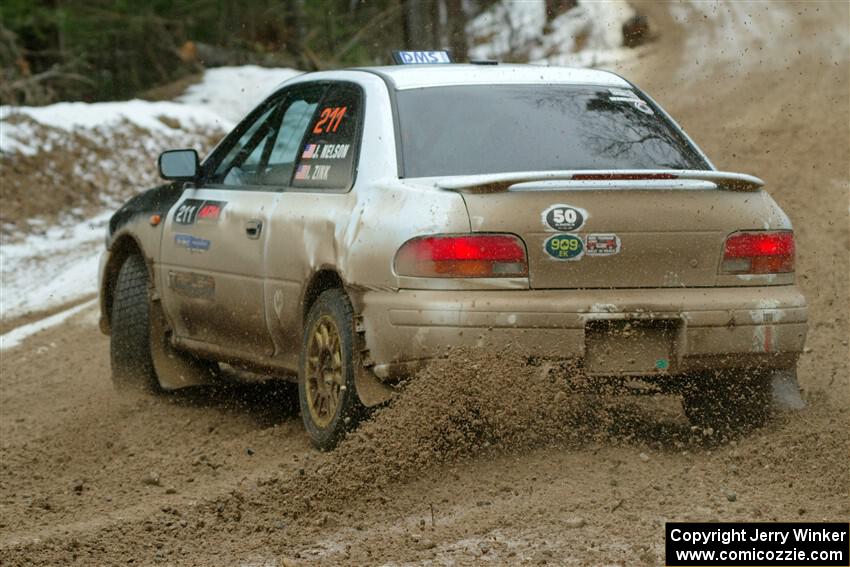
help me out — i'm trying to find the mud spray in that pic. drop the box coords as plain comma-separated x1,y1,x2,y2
213,349,715,523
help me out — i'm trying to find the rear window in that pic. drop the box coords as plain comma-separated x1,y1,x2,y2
396,84,709,177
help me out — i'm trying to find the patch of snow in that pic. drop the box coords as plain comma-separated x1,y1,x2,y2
177,65,302,123
2,100,227,138
533,0,637,67
467,1,548,60
0,212,110,320
467,0,638,68
0,101,229,155
0,65,303,322
0,299,97,351
1,65,300,155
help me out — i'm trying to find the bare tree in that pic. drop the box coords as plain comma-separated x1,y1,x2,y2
445,0,468,60
402,0,436,49
286,0,307,67
0,24,93,105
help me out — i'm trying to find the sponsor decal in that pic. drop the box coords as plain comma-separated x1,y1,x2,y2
169,271,215,299
392,50,453,65
542,204,587,232
174,233,211,252
585,233,621,256
607,88,654,115
294,164,311,180
197,202,223,221
174,199,225,225
544,234,584,260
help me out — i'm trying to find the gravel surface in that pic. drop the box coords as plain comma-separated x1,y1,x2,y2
1,2,847,565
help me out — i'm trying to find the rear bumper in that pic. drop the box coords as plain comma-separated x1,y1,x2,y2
358,286,807,380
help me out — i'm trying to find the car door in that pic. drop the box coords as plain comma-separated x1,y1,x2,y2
159,83,326,358
263,82,365,366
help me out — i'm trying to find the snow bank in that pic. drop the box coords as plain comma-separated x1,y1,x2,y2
177,65,302,123
0,101,228,155
0,65,301,326
0,212,110,320
0,299,97,351
0,65,301,155
467,0,638,68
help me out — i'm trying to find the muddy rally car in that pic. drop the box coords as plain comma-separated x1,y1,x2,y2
99,54,807,449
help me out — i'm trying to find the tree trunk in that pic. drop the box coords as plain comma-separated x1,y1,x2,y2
287,0,306,67
445,0,467,61
402,0,434,49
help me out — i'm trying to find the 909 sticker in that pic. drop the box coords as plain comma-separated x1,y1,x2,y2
544,234,584,260
542,204,588,232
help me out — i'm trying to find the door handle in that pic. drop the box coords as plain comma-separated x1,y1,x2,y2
245,219,263,239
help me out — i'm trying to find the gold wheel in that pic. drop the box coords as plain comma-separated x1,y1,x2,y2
304,315,344,429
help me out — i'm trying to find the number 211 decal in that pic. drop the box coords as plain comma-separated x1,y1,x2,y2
313,106,347,134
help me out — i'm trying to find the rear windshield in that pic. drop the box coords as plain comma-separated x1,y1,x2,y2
395,84,709,177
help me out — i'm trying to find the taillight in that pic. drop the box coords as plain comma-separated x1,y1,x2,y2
394,234,528,278
721,231,795,274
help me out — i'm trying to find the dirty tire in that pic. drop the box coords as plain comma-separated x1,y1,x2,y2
298,288,364,450
110,254,160,392
682,369,772,433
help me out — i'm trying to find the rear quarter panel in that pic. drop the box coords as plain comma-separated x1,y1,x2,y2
261,72,471,363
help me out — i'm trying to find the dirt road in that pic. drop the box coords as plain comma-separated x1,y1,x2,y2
1,2,848,565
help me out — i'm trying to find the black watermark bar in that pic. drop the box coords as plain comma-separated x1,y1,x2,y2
666,522,849,566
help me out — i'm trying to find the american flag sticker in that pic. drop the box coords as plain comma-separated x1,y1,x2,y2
301,144,318,159
294,164,311,180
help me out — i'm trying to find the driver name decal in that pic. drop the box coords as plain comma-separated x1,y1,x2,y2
295,164,330,181
301,144,350,160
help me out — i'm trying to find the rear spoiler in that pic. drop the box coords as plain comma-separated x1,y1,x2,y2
435,170,765,193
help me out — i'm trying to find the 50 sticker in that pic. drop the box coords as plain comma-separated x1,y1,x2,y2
545,234,584,260
542,204,587,232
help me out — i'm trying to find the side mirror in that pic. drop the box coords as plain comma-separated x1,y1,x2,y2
158,149,199,181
